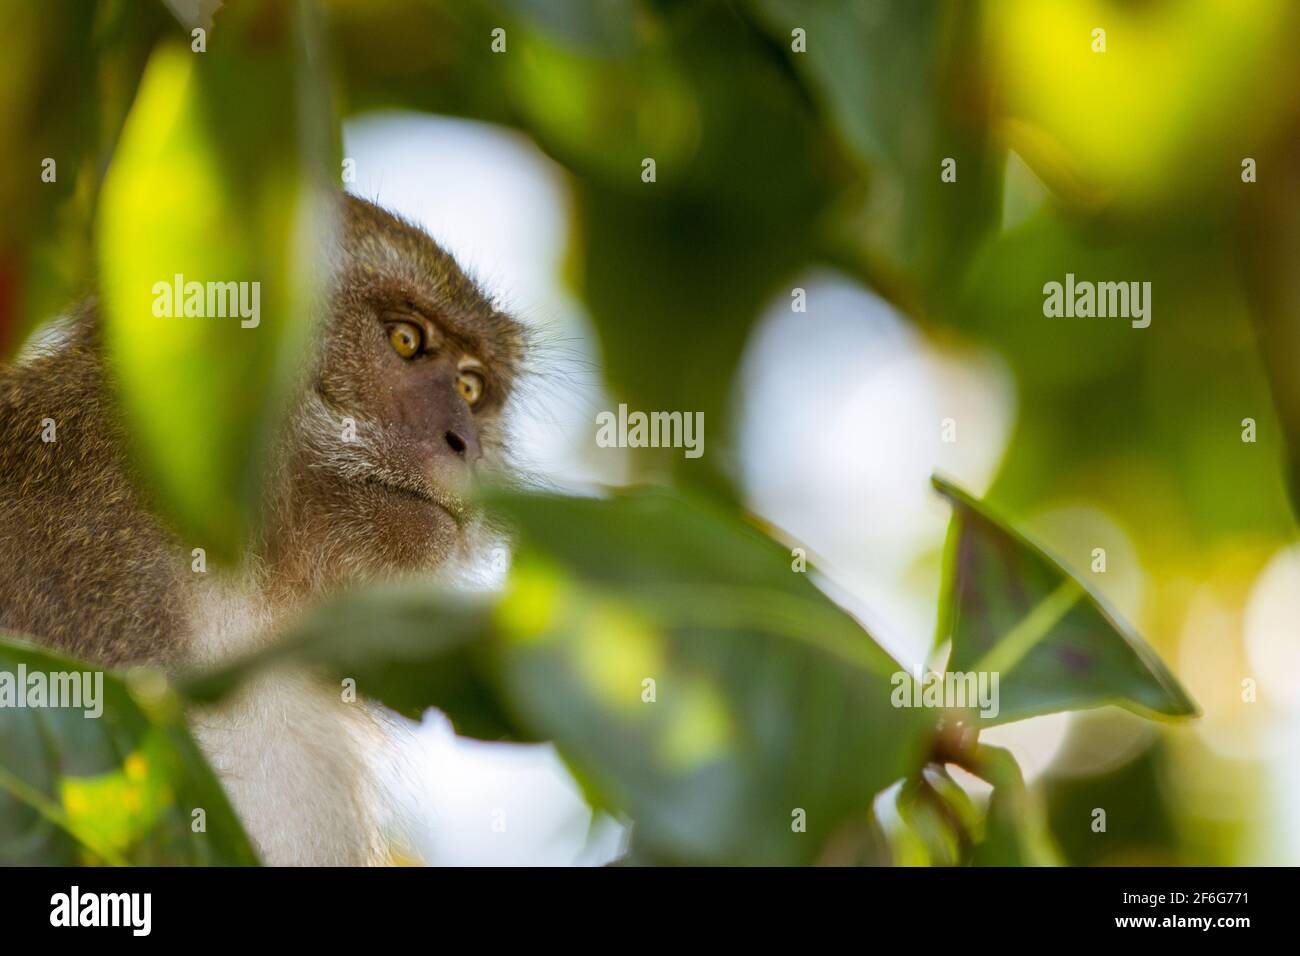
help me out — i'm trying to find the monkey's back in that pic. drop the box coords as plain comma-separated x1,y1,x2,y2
0,315,192,666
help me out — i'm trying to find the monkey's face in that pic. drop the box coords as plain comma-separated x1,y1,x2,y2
270,196,526,585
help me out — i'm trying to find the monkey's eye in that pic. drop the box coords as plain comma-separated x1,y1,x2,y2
456,369,485,407
386,321,423,359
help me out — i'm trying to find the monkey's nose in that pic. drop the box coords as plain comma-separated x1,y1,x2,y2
444,428,481,463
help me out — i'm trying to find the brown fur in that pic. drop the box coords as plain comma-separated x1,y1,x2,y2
0,305,192,666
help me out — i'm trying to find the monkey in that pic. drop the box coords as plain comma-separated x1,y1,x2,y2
0,193,528,865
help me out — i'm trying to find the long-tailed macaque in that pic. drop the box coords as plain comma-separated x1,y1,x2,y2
0,195,527,864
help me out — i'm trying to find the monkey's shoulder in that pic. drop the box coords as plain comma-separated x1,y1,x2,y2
0,338,193,667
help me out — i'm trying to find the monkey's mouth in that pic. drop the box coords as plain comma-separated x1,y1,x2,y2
360,473,469,526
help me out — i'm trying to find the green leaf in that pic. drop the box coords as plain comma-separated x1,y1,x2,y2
184,487,936,865
529,2,838,485
0,0,171,357
968,744,1060,866
182,587,522,742
894,776,964,867
489,0,638,56
96,3,335,564
0,635,258,865
1239,145,1300,520
1041,715,1188,865
746,0,1003,290
932,475,1199,724
485,488,936,864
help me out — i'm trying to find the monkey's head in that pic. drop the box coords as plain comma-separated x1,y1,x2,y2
264,195,527,594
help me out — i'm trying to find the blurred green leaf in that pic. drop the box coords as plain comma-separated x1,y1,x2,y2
184,487,936,865
0,0,171,356
747,0,1002,293
491,488,933,865
933,475,1199,724
968,744,1059,866
323,0,513,124
490,0,639,56
1240,128,1300,521
0,635,257,865
97,3,336,564
894,775,964,866
183,587,522,741
1040,719,1185,866
516,2,843,485
983,0,1297,210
